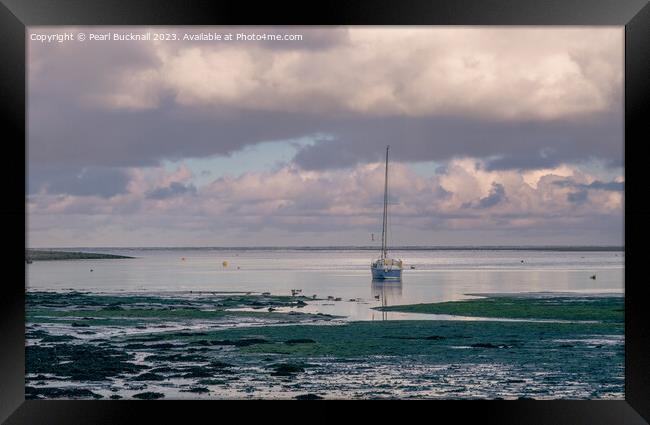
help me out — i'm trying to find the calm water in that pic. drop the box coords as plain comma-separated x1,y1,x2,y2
27,248,624,321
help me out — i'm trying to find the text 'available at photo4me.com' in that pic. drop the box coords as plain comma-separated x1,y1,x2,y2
30,30,305,44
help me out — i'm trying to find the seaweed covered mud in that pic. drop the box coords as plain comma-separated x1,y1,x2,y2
26,291,623,399
375,293,624,323
26,249,134,261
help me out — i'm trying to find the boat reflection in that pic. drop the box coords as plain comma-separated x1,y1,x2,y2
371,279,403,320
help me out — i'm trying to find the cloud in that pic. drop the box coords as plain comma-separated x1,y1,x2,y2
476,183,507,209
553,178,624,191
28,27,623,174
555,178,625,205
567,190,589,204
290,112,622,171
27,158,623,246
26,27,624,246
146,182,197,199
588,180,625,191
97,27,620,120
28,166,130,198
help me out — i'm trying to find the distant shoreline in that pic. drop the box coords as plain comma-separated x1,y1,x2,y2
27,246,624,252
26,249,134,261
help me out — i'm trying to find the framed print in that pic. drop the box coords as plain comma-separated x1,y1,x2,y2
1,0,648,423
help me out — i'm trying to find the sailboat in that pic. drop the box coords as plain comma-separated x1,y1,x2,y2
371,145,403,280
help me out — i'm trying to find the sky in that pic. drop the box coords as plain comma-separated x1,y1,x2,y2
27,26,624,247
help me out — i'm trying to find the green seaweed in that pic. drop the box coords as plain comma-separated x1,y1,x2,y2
25,386,103,399
376,296,624,323
26,249,133,261
24,291,624,399
213,319,623,359
26,291,327,327
26,344,146,380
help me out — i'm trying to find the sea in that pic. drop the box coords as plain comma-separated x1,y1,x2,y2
27,247,624,321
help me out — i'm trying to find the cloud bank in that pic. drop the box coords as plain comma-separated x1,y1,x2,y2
27,27,624,246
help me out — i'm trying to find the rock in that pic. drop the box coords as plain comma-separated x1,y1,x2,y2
25,386,103,399
295,393,323,400
40,334,78,343
210,338,269,347
197,379,227,385
181,367,215,378
284,339,316,345
209,361,234,369
133,372,166,381
133,392,165,400
471,343,509,349
269,363,305,376
145,353,206,362
180,387,210,394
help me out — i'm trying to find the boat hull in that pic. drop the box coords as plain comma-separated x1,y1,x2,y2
371,266,402,280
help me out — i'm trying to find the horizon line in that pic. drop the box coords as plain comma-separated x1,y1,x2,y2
27,245,625,251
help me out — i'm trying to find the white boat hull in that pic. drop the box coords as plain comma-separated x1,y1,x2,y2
371,261,403,280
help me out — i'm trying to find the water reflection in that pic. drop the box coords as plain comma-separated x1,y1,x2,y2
371,279,403,320
371,279,403,302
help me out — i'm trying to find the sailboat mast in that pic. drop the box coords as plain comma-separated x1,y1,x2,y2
381,145,390,259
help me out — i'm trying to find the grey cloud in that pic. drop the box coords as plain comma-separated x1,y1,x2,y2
435,165,449,175
28,166,130,198
587,181,624,191
292,113,622,171
146,182,197,199
477,183,507,209
433,185,453,201
27,98,622,201
567,190,589,204
28,100,327,168
554,179,624,191
460,183,507,209
483,152,565,171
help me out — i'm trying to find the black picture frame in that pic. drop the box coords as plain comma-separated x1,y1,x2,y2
1,0,648,423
